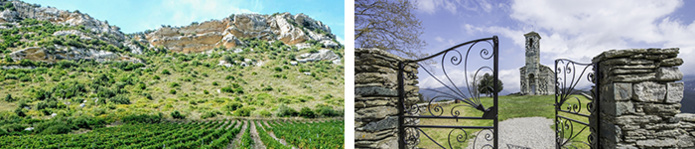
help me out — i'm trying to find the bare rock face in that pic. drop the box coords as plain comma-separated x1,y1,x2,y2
9,46,141,63
297,49,341,64
0,1,341,64
0,1,125,44
144,12,336,53
0,1,134,63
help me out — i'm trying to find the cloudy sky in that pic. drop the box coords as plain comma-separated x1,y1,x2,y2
414,0,695,93
23,0,345,44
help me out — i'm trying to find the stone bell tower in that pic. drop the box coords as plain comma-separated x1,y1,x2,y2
520,31,554,95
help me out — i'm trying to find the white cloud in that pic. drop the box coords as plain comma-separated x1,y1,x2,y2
468,0,695,74
417,0,495,14
416,0,458,14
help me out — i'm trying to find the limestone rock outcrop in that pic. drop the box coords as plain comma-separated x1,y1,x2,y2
142,12,336,53
297,49,341,64
0,1,341,64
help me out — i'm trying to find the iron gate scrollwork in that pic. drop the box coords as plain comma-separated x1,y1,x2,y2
397,36,499,149
554,59,599,149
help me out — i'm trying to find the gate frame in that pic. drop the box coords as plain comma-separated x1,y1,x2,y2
397,36,499,149
554,59,600,149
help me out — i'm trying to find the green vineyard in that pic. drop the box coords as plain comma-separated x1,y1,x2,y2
0,120,344,149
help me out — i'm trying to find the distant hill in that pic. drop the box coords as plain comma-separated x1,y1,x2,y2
682,75,695,113
419,86,511,102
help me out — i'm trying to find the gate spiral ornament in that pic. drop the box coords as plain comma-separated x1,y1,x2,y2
397,36,499,149
554,59,599,149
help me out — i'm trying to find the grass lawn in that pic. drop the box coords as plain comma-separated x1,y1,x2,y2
416,95,591,148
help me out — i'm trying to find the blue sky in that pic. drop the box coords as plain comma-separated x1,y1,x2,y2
23,0,345,44
413,0,695,93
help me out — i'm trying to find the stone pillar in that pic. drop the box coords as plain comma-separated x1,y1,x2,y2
592,48,694,148
355,48,419,148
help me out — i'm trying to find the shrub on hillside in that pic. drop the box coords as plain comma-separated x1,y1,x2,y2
14,108,25,117
171,111,185,119
256,110,271,117
1,123,25,133
200,111,219,119
299,107,315,118
40,124,71,135
276,104,298,117
35,121,71,135
223,101,243,111
109,95,130,104
169,82,180,88
221,86,233,93
4,94,14,102
316,105,340,117
233,107,254,117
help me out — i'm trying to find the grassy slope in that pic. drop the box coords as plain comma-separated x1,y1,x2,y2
417,95,590,149
0,39,344,122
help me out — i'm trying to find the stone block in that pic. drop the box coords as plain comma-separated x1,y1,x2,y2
677,134,695,148
625,129,649,137
636,138,678,148
633,82,666,102
666,82,684,103
616,144,639,149
661,58,684,67
354,72,396,85
355,106,398,120
616,102,635,115
616,115,661,125
613,83,633,101
676,113,695,122
355,97,396,108
642,103,680,116
360,116,397,132
602,58,654,65
647,48,679,55
610,73,656,83
656,67,683,81
355,86,398,97
354,129,396,141
654,129,681,137
643,123,679,130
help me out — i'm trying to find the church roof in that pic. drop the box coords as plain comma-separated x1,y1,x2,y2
524,31,541,39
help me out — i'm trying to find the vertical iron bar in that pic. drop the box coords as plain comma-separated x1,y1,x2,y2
492,36,499,149
554,60,560,149
397,61,406,149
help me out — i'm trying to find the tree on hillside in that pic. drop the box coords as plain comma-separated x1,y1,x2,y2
355,0,426,58
477,73,503,97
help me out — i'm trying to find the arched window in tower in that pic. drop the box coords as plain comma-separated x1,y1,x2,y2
528,38,533,47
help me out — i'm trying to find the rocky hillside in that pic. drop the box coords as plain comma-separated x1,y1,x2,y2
134,12,338,53
0,0,341,64
0,0,343,132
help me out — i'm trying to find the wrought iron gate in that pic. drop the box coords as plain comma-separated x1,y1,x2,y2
397,36,499,149
554,59,599,149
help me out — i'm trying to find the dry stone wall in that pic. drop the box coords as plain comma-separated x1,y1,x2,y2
592,48,694,148
355,48,419,148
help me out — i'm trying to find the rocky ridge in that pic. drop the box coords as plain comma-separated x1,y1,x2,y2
0,0,341,64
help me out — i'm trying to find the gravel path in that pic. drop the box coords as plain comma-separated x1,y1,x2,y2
467,117,555,149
